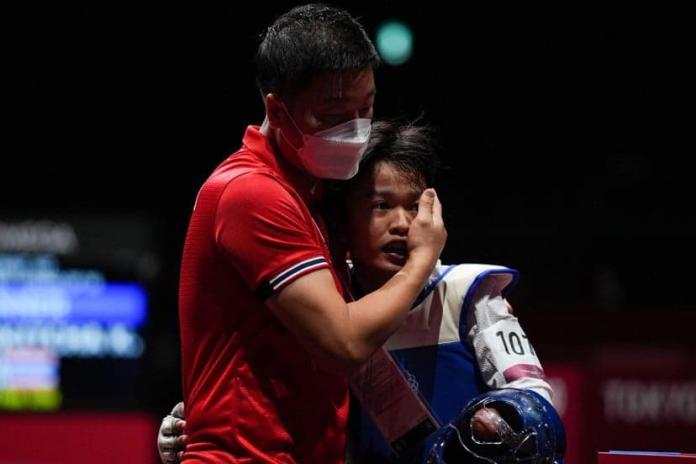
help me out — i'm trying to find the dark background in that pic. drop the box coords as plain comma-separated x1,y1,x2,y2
3,2,695,417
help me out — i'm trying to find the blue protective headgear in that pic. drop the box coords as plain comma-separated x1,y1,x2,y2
427,388,566,464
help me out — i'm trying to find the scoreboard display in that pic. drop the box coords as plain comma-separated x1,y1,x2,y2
0,217,154,412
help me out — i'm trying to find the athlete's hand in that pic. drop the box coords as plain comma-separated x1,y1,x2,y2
157,402,187,464
407,188,446,268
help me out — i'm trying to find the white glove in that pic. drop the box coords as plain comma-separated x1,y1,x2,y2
157,402,187,464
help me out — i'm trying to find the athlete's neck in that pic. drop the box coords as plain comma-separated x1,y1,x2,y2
352,266,392,296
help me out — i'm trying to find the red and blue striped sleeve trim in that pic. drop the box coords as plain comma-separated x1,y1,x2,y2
255,257,329,299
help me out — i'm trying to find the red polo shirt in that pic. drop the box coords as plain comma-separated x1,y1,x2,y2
179,126,348,463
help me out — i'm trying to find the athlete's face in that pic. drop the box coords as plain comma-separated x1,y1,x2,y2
345,161,425,289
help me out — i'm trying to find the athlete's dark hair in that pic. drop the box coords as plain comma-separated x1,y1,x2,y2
348,119,440,191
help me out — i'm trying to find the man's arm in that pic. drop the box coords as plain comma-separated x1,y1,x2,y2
268,189,446,374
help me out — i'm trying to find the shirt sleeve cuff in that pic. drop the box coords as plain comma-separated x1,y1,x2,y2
254,257,330,299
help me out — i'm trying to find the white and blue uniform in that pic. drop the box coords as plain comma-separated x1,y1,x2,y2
348,263,552,463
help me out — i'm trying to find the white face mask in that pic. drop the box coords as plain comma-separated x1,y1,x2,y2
280,108,372,180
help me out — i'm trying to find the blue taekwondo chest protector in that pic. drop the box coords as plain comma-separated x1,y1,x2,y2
347,264,520,463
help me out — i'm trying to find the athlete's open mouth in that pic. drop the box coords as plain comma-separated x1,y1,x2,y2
382,241,407,263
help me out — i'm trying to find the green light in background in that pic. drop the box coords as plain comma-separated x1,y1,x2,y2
376,20,413,66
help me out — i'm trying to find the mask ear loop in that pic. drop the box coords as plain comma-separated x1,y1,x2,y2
276,102,306,151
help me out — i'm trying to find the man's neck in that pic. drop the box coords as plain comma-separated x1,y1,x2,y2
259,116,320,203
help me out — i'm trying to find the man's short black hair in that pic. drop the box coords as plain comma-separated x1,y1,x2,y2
256,3,380,97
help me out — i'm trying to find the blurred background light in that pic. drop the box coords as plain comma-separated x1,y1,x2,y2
376,20,413,66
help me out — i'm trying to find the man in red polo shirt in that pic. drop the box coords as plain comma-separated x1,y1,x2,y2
178,4,446,463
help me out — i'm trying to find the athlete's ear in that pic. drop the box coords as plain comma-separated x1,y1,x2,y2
264,93,284,130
